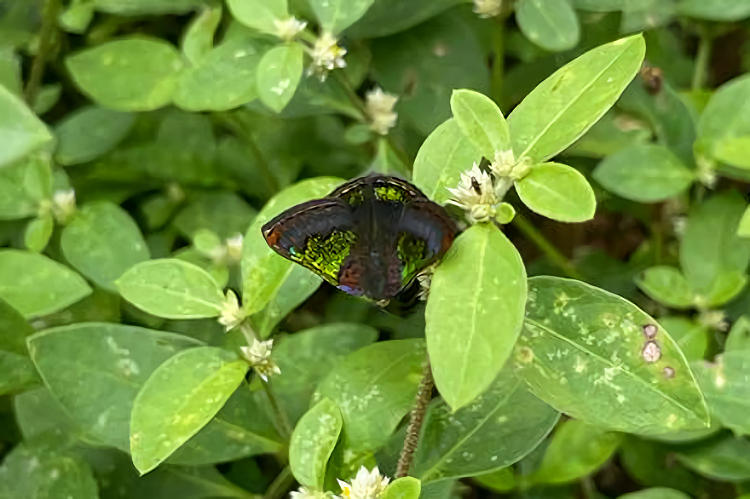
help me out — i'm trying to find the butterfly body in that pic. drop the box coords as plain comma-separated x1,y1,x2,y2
262,175,457,302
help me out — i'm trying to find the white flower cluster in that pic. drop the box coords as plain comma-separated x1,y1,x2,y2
473,0,503,18
218,290,245,331
365,87,398,135
274,16,307,41
52,189,76,223
308,32,347,81
291,467,390,499
240,338,281,381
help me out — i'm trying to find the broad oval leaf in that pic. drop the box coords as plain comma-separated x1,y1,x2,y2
309,0,375,34
593,144,694,202
66,37,183,111
347,0,462,38
635,266,693,309
382,477,421,499
515,162,596,222
0,85,52,167
516,0,580,52
24,213,54,253
696,75,750,169
426,224,527,410
692,351,750,435
242,177,343,315
658,317,708,362
257,43,304,113
289,398,343,489
412,118,481,204
93,0,204,15
508,34,645,163
130,346,248,474
618,489,691,499
412,370,559,482
54,105,134,165
450,89,510,160
116,258,225,319
0,298,37,395
514,276,710,435
529,419,622,484
182,4,223,64
677,0,750,21
61,201,150,291
314,339,425,451
676,435,750,481
226,0,287,34
0,250,91,318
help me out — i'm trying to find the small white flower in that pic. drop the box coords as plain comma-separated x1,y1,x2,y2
337,466,390,499
473,0,503,18
225,233,244,264
365,87,398,135
52,189,76,223
274,16,307,41
218,290,245,331
697,309,729,331
446,163,498,223
241,338,281,381
308,32,347,81
696,154,717,188
290,486,334,499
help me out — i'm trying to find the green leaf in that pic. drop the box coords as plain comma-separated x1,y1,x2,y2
0,297,37,394
658,317,708,362
412,370,559,482
117,258,225,319
692,352,750,435
174,36,268,112
593,144,694,202
61,201,150,291
371,138,409,177
514,276,710,435
450,89,510,160
315,339,425,451
635,266,694,309
426,224,527,410
27,323,202,450
696,75,750,169
13,387,80,439
530,419,622,484
174,191,256,239
680,191,750,295
54,105,135,165
702,270,747,307
130,346,248,474
257,43,304,113
226,0,288,34
346,0,462,38
0,156,46,219
618,488,691,499
242,177,342,314
677,0,750,21
382,477,421,499
515,162,596,222
66,37,183,111
24,213,54,253
516,0,580,52
92,0,205,15
412,118,481,204
676,435,750,481
310,0,375,34
0,84,52,167
508,34,645,163
725,315,750,353
0,250,91,318
289,398,343,489
182,4,223,65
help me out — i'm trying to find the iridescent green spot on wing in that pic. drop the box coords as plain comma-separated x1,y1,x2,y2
342,188,365,206
374,185,409,203
292,230,357,284
397,232,428,284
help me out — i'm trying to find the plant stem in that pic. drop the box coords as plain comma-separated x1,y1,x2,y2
511,212,583,280
264,466,294,499
262,378,293,441
691,30,712,91
396,361,434,477
25,0,60,104
490,17,505,104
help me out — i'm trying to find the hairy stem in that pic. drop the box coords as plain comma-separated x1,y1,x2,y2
25,0,60,104
264,466,294,499
511,212,583,280
691,30,713,91
262,378,293,441
396,361,434,477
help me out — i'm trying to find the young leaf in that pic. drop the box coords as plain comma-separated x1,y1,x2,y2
0,250,91,318
116,258,225,319
24,213,54,253
412,118,481,204
61,201,150,291
427,224,527,410
702,270,746,307
514,276,710,435
593,144,694,202
516,0,580,52
515,162,596,222
0,298,37,394
658,317,708,362
382,477,421,499
242,177,342,315
182,4,223,65
725,315,750,352
529,419,622,484
678,0,750,22
449,89,510,160
66,37,184,111
692,352,750,435
508,34,645,163
412,370,559,482
314,339,425,451
696,75,750,169
738,205,750,237
226,0,288,34
310,0,375,34
635,266,694,309
0,85,52,168
130,346,248,474
257,43,304,112
54,105,135,165
289,398,343,489
676,435,750,481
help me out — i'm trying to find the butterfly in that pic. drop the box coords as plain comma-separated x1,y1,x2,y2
261,175,458,303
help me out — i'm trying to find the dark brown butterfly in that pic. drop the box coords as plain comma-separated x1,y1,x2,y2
261,175,458,302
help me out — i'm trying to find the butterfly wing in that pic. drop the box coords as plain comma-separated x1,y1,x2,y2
329,174,426,206
261,199,357,286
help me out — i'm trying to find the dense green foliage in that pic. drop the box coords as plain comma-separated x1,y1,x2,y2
2,1,750,498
